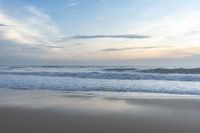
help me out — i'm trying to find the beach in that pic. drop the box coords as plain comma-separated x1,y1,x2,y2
1,0,200,132
0,88,200,133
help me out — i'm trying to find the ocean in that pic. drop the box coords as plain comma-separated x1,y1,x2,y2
0,66,200,95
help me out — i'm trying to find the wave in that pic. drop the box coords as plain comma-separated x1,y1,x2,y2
0,71,200,81
1,66,200,95
102,67,200,74
140,68,200,74
103,68,137,72
1,74,200,95
1,66,200,74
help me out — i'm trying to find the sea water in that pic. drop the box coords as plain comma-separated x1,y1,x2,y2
0,66,200,95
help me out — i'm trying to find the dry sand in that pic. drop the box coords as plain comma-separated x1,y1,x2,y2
0,88,200,133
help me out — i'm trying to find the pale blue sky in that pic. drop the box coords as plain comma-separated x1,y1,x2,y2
0,0,200,66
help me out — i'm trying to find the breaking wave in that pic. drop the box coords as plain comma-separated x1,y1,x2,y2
1,66,200,95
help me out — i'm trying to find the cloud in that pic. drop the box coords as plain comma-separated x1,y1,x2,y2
0,23,18,27
0,23,20,28
25,6,50,20
65,0,79,7
46,45,65,48
62,34,150,40
0,23,9,27
135,9,200,43
0,6,61,46
102,46,166,52
185,30,200,36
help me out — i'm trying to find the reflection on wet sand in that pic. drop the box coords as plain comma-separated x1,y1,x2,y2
0,88,200,133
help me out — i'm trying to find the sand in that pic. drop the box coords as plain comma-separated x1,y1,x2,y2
0,88,200,133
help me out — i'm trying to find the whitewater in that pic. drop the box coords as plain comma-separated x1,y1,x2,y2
0,66,200,95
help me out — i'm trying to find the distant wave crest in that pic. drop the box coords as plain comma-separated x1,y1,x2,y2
103,68,137,72
0,71,200,81
140,68,200,74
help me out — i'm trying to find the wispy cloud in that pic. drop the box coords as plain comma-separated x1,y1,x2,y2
135,9,200,43
62,34,150,40
25,6,50,20
65,0,79,7
102,46,166,52
0,6,61,46
46,45,65,48
0,23,9,27
0,23,19,27
185,30,200,36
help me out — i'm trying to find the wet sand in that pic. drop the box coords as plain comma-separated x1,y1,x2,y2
0,88,200,133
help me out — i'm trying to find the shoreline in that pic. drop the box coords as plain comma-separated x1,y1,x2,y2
0,88,200,133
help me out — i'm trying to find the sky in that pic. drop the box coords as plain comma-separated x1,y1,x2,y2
0,0,200,66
